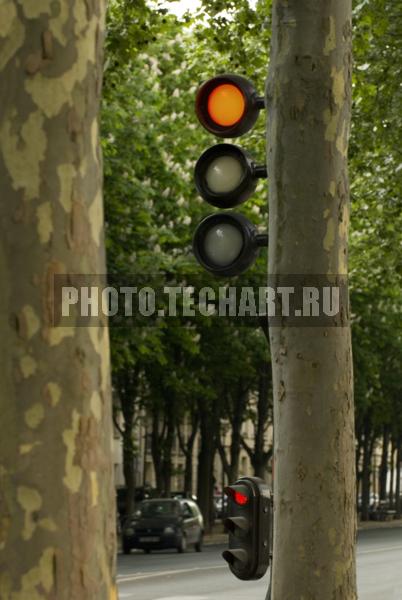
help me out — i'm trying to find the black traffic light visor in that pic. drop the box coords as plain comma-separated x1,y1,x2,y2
195,74,264,138
195,144,265,209
192,212,261,277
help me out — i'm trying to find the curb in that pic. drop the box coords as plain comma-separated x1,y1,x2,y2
358,519,402,531
203,519,402,546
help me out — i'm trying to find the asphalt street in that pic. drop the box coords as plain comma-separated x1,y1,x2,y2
117,527,402,600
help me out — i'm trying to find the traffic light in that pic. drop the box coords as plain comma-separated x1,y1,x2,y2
193,212,267,277
222,476,271,581
195,74,265,138
194,144,267,209
193,74,267,277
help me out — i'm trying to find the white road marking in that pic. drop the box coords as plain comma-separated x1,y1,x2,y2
153,597,208,600
117,565,225,584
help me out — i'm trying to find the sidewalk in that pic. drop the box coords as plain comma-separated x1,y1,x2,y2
204,518,402,545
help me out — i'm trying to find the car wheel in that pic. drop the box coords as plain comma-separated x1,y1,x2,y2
195,533,203,552
122,539,131,555
144,549,151,554
177,533,187,553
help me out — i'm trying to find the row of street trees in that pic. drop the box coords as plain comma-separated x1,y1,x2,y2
103,0,401,532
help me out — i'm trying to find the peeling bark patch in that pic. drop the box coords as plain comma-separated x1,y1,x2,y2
37,201,53,244
89,326,110,393
25,403,45,429
331,67,345,108
90,390,102,421
17,486,42,540
49,2,69,45
0,516,11,551
334,555,353,588
44,381,61,406
48,326,74,347
329,181,336,197
0,2,18,37
19,442,42,455
14,547,56,598
336,120,348,157
20,355,37,378
63,410,83,493
25,16,98,118
90,471,99,507
88,188,104,247
19,305,40,340
91,118,100,166
0,3,25,70
323,108,338,142
110,586,118,600
324,16,336,56
18,0,53,19
73,1,89,36
57,164,76,213
323,219,335,251
323,68,345,143
39,517,57,532
0,111,47,201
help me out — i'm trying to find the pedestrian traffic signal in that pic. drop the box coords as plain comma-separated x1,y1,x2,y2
194,144,267,209
193,213,267,277
196,74,265,138
222,476,271,581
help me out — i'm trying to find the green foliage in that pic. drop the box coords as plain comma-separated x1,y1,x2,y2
103,0,401,455
350,0,402,434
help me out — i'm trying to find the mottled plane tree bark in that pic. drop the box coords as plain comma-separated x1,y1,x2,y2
266,1,357,598
0,3,116,599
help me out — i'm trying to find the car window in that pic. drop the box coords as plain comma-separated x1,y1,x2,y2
188,503,200,518
182,503,193,518
139,501,179,518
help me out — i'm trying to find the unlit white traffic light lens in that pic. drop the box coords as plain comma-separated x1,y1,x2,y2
205,155,245,194
203,223,243,267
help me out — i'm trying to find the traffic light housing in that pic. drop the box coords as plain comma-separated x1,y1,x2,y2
222,476,271,581
193,212,267,277
193,73,267,277
194,144,267,209
195,74,264,138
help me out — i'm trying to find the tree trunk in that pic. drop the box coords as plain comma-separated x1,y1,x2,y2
177,412,198,495
389,440,396,507
395,438,401,518
197,409,216,532
267,1,357,598
251,368,272,478
379,426,390,501
241,368,273,479
151,411,164,493
228,385,249,481
0,3,116,598
360,423,374,521
355,428,363,510
161,402,175,495
117,369,139,520
122,425,136,519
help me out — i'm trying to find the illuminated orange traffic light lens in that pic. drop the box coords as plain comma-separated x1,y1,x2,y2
207,84,246,127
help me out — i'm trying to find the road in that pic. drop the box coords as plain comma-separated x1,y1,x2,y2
117,527,402,600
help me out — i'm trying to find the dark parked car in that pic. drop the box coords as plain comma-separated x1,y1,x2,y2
116,486,156,526
122,498,204,554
